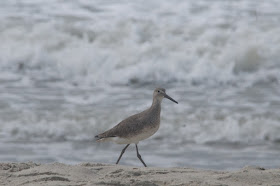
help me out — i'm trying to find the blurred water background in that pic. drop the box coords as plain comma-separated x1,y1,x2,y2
0,0,280,170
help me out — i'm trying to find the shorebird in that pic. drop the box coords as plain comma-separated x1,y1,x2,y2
95,88,178,167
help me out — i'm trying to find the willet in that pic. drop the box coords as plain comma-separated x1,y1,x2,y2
95,88,178,167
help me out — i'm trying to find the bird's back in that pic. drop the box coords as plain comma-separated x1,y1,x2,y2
96,104,161,142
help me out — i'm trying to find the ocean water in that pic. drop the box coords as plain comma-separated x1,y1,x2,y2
0,0,280,170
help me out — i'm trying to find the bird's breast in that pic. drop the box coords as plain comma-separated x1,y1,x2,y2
114,122,160,144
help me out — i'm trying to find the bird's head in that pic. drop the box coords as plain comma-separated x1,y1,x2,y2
153,88,178,104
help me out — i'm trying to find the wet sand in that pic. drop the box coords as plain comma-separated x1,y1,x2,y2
0,162,279,186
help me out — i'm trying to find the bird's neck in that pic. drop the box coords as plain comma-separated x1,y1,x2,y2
149,99,162,122
151,99,162,110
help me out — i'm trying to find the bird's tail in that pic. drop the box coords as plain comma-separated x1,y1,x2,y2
95,132,116,142
95,134,104,142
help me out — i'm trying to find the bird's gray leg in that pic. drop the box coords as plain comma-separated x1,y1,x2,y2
135,144,147,167
116,144,130,164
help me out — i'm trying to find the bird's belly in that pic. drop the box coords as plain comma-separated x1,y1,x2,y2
113,125,159,144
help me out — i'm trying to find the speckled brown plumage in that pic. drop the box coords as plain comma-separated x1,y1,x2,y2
97,102,161,139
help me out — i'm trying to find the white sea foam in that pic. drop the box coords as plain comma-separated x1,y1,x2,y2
0,0,280,87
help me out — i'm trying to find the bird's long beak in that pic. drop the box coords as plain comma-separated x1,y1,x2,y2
164,93,178,104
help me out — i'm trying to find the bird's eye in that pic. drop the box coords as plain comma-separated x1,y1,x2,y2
157,90,160,93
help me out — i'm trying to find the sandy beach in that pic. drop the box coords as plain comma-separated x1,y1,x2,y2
0,162,279,186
